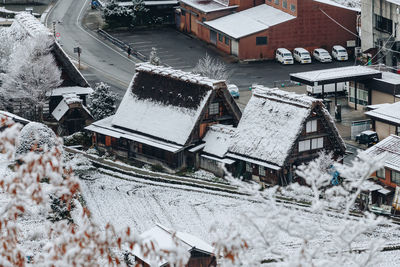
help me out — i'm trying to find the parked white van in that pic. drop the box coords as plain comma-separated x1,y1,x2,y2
332,45,348,61
275,48,294,65
313,48,332,63
293,48,311,64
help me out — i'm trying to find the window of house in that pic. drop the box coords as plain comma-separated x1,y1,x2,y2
218,33,223,42
224,36,229,45
290,4,296,11
181,10,186,16
306,120,317,133
311,137,324,150
375,14,393,34
259,165,266,176
376,168,385,179
392,170,400,185
202,17,206,22
397,126,400,136
274,0,279,4
246,162,252,172
299,140,311,152
97,134,105,144
282,0,287,8
256,36,268,45
209,102,219,115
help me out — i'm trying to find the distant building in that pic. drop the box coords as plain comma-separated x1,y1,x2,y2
227,86,346,186
86,63,241,173
366,101,400,140
133,224,216,267
178,0,358,60
361,0,400,67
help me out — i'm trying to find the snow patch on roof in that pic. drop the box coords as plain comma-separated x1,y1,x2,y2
375,71,400,85
365,101,400,125
52,94,83,121
133,224,214,266
364,135,400,172
202,124,234,158
204,4,295,39
179,0,237,13
46,86,93,97
228,87,317,167
14,13,51,38
135,62,224,89
314,0,360,11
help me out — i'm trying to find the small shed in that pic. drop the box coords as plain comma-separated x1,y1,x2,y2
133,224,216,267
51,93,93,135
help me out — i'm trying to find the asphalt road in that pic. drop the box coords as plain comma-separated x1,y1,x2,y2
45,0,138,97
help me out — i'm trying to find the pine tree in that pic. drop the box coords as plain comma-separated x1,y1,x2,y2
88,82,118,120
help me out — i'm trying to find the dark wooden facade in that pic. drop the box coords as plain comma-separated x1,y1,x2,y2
235,101,345,186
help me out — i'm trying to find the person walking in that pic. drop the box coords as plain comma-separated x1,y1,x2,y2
127,46,132,58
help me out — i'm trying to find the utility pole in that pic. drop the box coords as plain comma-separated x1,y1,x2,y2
52,21,56,37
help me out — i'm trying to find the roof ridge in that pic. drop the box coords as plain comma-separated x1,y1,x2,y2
253,87,316,108
156,224,193,248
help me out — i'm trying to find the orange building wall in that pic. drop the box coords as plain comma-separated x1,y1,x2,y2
238,0,357,60
376,168,398,189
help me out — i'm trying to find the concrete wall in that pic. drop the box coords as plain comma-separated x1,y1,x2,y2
371,90,398,105
375,120,397,140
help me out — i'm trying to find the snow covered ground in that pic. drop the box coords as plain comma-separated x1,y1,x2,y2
79,167,400,265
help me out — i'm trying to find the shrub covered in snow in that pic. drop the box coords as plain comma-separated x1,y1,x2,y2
15,122,58,156
88,82,118,120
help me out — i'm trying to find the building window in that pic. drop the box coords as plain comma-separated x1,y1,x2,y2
224,36,229,45
256,36,268,45
397,126,400,136
391,170,400,185
218,33,223,42
259,165,266,176
181,10,186,16
97,133,105,145
375,14,393,34
202,17,206,22
290,4,296,11
349,85,368,106
274,0,279,4
306,120,317,133
299,140,311,152
209,102,219,115
282,0,287,8
376,168,385,179
246,162,252,172
311,137,324,150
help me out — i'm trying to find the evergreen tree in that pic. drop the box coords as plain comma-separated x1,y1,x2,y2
88,82,118,120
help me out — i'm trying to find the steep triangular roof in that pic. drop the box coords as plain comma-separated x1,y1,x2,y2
364,135,400,172
112,63,227,146
132,224,214,266
228,87,345,167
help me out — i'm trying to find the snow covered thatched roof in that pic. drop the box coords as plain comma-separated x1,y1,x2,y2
133,224,214,266
202,124,234,158
228,87,341,168
204,4,295,39
364,135,400,172
111,63,226,146
13,13,51,38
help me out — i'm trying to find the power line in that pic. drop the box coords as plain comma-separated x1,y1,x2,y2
319,8,359,38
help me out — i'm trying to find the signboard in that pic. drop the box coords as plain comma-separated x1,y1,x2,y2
350,119,371,140
347,40,356,48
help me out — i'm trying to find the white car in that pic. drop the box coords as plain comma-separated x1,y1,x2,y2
332,45,348,61
275,48,294,65
313,48,332,63
227,84,240,98
293,48,312,64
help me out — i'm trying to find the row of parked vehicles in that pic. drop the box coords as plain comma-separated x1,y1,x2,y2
275,46,349,65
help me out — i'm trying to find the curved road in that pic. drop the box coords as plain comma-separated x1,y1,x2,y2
46,0,140,94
